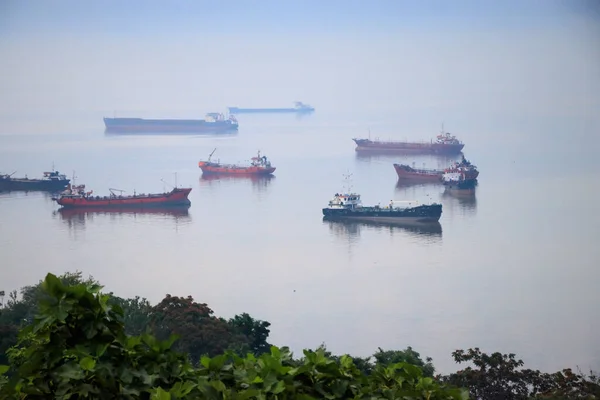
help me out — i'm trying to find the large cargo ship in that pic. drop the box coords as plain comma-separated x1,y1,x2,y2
228,101,314,114
353,127,464,155
53,184,192,208
198,149,276,176
322,191,442,224
0,170,70,192
103,112,238,134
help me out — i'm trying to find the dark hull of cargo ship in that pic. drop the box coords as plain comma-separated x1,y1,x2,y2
228,107,314,114
353,139,464,155
103,118,238,134
322,204,442,224
0,178,70,192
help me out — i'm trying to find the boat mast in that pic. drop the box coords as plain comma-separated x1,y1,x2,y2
208,148,217,162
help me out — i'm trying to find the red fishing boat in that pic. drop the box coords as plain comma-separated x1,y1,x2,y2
52,183,192,208
198,148,276,175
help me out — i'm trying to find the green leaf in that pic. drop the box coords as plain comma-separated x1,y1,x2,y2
271,380,286,394
0,365,9,375
210,380,226,392
200,356,211,369
150,387,171,400
80,357,96,371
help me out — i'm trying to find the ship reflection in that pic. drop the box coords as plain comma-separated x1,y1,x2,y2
54,205,191,230
322,217,442,241
355,151,463,162
395,180,442,190
442,187,477,213
199,174,274,191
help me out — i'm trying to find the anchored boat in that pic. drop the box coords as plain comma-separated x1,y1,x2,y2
322,174,442,224
0,169,70,192
198,149,276,176
228,101,314,114
53,184,192,208
353,125,465,155
103,112,238,134
394,155,479,182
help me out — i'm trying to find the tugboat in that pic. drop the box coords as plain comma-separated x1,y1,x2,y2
53,183,192,208
353,125,465,155
0,169,70,192
322,174,442,224
198,148,276,175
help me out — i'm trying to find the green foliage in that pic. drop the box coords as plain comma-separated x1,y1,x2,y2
111,295,153,336
228,312,272,355
441,347,600,400
373,347,436,377
0,273,467,399
150,294,250,365
0,273,193,399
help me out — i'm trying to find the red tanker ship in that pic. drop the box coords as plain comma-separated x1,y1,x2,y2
53,184,192,208
353,126,465,155
198,148,276,175
393,163,443,181
394,155,479,182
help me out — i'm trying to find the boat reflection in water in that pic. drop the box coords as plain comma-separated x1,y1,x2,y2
54,205,191,230
199,174,275,191
442,186,477,213
322,216,442,242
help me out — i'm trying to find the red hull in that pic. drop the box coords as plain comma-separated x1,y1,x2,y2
55,188,192,208
198,162,275,175
393,164,443,181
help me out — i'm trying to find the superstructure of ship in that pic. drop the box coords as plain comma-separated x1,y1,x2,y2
198,149,276,175
441,170,478,191
0,169,70,192
353,126,465,155
228,101,314,114
53,183,192,208
103,112,238,134
394,155,479,182
322,175,442,224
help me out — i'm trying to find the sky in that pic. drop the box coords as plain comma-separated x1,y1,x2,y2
0,0,599,128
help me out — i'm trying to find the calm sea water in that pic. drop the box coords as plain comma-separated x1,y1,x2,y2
1,111,598,373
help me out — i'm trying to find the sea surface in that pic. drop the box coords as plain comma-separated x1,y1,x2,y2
1,111,599,374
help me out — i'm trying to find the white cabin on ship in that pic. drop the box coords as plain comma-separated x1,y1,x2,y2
327,193,362,210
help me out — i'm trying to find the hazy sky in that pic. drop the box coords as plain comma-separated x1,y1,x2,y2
1,1,599,122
